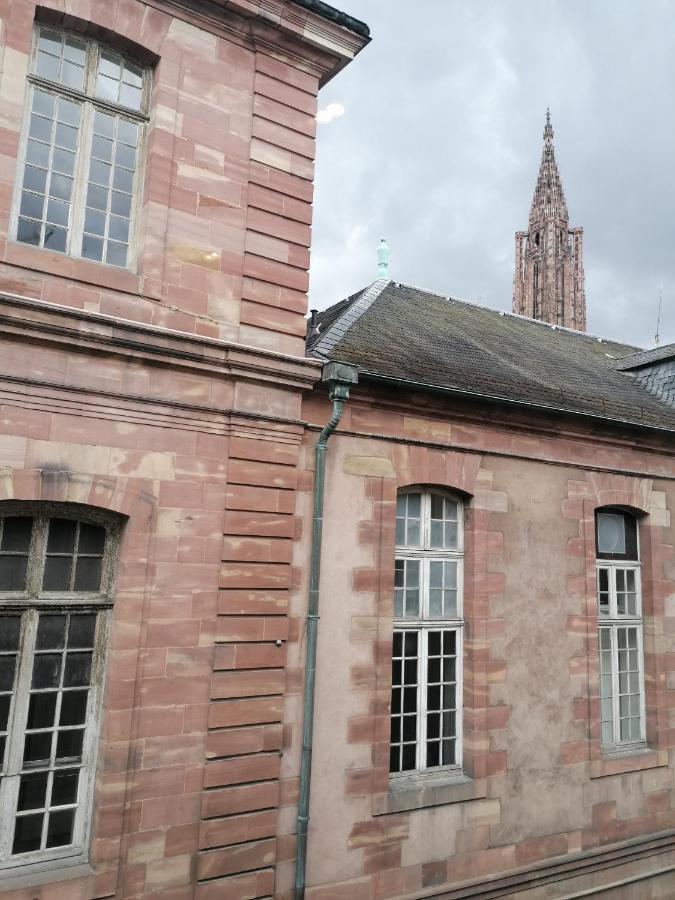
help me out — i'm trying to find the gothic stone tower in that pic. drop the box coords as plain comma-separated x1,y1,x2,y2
513,111,586,331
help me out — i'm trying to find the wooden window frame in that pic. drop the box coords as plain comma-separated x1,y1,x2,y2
391,489,464,779
0,503,119,880
10,25,150,272
595,509,647,754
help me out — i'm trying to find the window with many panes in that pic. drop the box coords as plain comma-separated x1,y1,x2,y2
596,508,646,751
390,490,463,776
0,505,118,875
13,26,149,268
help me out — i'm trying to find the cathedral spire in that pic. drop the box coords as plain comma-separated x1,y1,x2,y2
513,111,586,331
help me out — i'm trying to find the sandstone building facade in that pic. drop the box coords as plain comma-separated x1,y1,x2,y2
0,0,369,897
1,0,675,898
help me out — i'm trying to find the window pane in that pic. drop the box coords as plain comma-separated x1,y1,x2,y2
74,557,102,591
51,769,79,806
46,808,75,847
82,235,104,261
597,512,626,555
0,656,17,691
0,556,28,591
48,517,77,551
63,652,92,687
119,83,142,110
36,52,60,81
36,615,67,650
63,39,86,66
52,148,75,175
0,616,20,651
61,60,84,90
27,693,57,730
49,173,73,201
23,165,47,193
1,695,12,731
55,728,84,762
96,74,119,102
43,557,72,591
26,140,50,167
38,30,62,56
67,615,96,648
59,690,88,726
12,813,44,854
1,516,32,551
117,119,139,146
32,654,62,689
17,772,48,811
23,732,52,767
57,98,80,127
105,241,128,268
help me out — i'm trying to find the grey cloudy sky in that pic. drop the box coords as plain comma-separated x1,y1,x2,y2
308,0,675,348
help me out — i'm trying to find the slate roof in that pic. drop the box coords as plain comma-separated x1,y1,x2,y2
307,280,675,433
614,342,675,371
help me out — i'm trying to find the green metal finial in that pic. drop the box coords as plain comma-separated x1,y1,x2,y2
377,238,390,278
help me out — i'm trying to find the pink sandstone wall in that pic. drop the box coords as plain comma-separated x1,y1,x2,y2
281,387,675,899
0,0,364,356
0,0,367,897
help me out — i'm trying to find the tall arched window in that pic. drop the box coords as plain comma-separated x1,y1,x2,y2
596,508,646,750
0,504,119,875
390,490,463,775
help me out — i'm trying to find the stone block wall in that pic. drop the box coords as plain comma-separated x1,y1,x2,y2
0,0,367,897
0,0,364,355
280,388,675,899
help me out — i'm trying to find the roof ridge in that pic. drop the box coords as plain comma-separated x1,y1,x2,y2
309,278,390,359
386,280,640,350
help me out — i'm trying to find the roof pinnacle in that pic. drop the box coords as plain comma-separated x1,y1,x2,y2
544,107,553,141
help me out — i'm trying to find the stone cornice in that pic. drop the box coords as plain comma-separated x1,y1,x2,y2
0,291,321,393
146,0,370,84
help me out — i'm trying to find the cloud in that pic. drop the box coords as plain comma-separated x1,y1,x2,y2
316,102,345,125
308,0,675,348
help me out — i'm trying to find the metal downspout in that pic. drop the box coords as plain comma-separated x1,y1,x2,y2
295,361,358,900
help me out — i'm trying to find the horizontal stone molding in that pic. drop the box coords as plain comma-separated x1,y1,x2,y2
0,291,321,392
411,829,675,899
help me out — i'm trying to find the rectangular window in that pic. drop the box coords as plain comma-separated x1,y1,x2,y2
596,511,646,751
0,509,117,876
391,491,463,776
13,26,148,269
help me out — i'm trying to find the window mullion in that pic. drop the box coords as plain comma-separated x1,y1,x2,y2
456,625,463,769
610,625,621,747
0,610,38,863
69,101,93,260
637,625,646,743
417,628,427,771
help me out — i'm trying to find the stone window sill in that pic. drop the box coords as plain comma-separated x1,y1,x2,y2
0,860,92,892
373,772,487,816
590,747,668,779
5,240,141,295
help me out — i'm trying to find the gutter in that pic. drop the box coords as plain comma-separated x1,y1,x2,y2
294,361,359,900
358,370,675,437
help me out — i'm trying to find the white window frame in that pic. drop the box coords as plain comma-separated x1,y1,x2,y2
596,510,647,753
0,504,118,880
10,25,150,271
391,489,464,778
